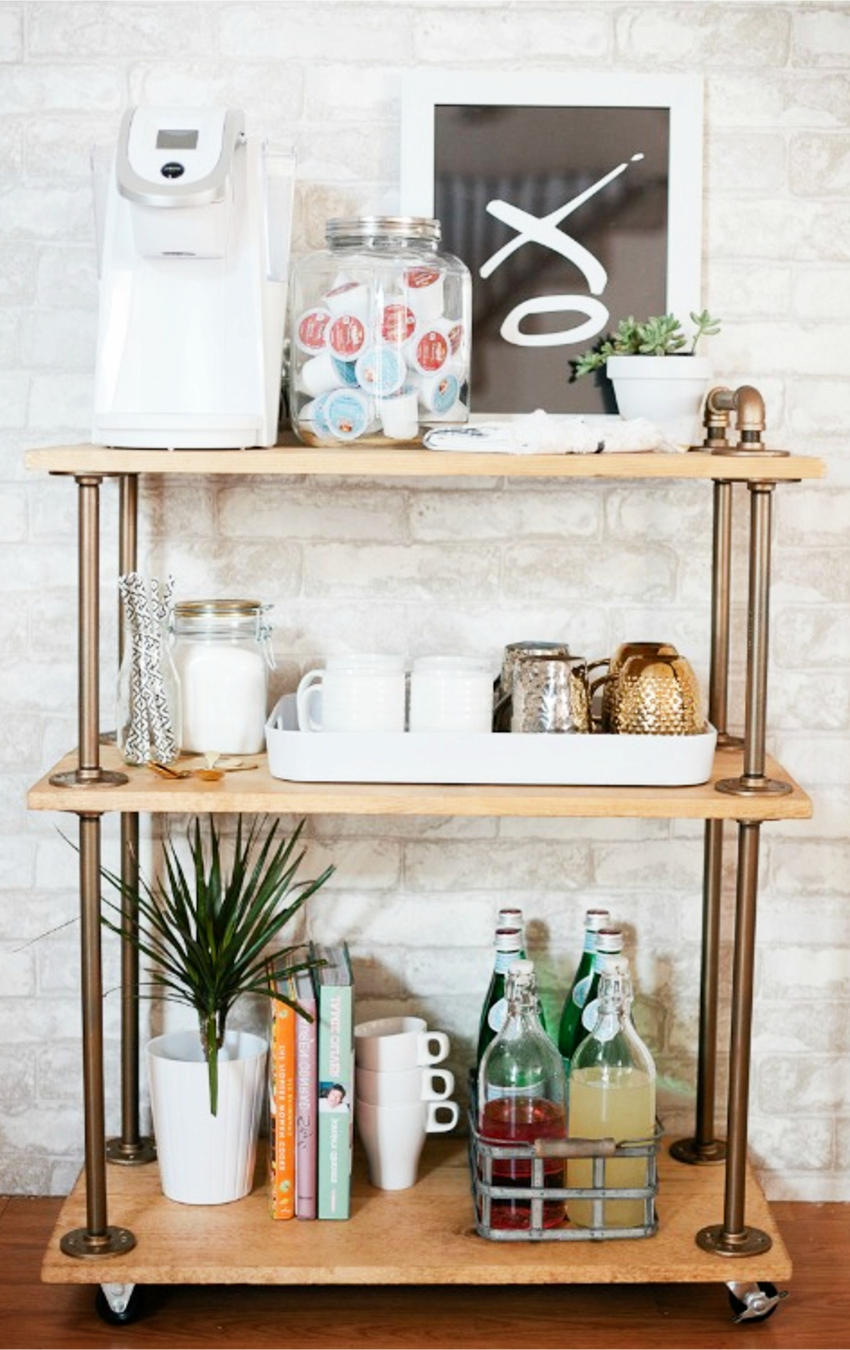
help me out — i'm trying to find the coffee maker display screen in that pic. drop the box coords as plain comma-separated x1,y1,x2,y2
156,129,199,151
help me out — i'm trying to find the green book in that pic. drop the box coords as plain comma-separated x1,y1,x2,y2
312,942,354,1220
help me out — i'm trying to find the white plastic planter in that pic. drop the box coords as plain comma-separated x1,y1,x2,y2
146,1028,268,1205
606,355,711,449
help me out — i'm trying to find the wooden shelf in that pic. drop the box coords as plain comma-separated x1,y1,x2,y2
41,1137,791,1288
28,744,812,821
25,439,825,482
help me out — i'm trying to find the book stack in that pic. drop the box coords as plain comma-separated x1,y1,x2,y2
268,942,354,1221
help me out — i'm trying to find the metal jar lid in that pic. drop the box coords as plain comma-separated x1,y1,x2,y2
173,599,264,618
326,216,441,246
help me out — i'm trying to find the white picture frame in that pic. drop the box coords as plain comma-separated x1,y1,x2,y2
400,71,704,416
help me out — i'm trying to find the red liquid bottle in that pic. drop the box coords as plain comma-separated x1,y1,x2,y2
478,960,567,1230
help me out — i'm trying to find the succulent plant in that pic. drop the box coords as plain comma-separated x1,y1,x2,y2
571,310,721,379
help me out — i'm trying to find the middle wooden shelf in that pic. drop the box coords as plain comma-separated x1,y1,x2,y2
29,743,812,821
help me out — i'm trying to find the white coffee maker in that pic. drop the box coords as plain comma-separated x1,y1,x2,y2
91,107,294,449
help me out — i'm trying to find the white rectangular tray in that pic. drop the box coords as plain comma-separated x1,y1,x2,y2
266,696,717,787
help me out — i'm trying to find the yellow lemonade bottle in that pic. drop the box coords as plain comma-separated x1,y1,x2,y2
567,955,656,1230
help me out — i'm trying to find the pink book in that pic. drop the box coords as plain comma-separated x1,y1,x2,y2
294,966,318,1219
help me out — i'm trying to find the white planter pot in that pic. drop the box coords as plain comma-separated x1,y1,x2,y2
606,355,712,449
146,1028,268,1206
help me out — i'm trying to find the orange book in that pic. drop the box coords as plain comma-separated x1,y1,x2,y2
269,974,297,1220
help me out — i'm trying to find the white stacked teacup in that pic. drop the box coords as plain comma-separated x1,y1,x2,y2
353,1015,459,1190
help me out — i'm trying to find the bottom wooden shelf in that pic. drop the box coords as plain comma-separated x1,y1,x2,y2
41,1137,791,1288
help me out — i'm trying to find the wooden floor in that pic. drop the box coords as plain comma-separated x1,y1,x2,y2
1,1195,848,1349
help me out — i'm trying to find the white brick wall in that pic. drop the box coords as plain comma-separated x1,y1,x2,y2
1,0,848,1202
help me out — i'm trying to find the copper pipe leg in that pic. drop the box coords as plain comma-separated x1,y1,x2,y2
60,813,136,1259
51,476,127,790
670,818,727,1165
718,483,790,799
106,475,155,1166
708,480,742,751
696,820,770,1257
106,814,156,1166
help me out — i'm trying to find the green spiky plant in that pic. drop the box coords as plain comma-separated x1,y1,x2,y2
571,309,721,379
99,816,334,1115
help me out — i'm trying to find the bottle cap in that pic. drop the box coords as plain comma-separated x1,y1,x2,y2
498,907,523,924
595,927,624,954
598,953,629,977
494,927,522,953
584,908,611,931
508,958,534,976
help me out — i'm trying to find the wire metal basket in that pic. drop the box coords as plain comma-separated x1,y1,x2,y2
468,1107,661,1243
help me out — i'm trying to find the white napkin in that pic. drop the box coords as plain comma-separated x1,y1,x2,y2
423,410,681,454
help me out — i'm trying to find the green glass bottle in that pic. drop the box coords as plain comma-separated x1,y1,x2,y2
557,914,618,1074
498,908,525,950
476,925,523,1066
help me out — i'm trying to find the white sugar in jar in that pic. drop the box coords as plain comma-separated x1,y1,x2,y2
171,600,273,755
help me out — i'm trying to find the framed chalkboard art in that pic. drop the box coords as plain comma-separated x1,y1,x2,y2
400,72,703,416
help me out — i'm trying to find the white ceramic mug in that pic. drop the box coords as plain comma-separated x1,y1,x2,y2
354,1015,450,1071
355,1064,455,1107
297,655,406,733
409,656,493,733
356,1097,460,1190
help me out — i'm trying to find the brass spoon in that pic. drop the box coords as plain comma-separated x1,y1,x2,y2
148,761,192,780
196,752,224,782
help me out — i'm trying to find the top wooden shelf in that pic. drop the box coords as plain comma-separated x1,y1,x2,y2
25,438,825,482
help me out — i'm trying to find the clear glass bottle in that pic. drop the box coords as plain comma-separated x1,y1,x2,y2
170,600,274,755
557,917,616,1074
478,959,567,1230
568,955,657,1229
476,925,523,1066
289,217,471,446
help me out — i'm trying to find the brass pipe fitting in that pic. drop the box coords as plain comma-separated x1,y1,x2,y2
702,386,732,451
704,383,788,457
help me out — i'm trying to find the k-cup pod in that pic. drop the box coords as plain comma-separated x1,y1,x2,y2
323,387,374,441
294,305,332,355
355,345,406,398
299,350,340,397
407,325,451,377
328,312,368,362
331,355,360,388
446,319,466,358
299,392,338,440
418,371,460,415
378,299,417,345
324,278,371,321
378,391,419,441
403,266,445,323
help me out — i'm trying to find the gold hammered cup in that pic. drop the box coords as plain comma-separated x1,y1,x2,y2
593,641,679,733
614,653,706,736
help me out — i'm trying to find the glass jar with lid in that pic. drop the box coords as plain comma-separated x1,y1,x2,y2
170,600,274,756
289,216,471,446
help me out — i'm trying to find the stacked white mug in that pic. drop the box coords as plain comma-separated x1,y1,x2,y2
353,1015,459,1190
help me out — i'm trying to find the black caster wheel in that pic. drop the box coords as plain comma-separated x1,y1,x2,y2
727,1281,788,1324
95,1283,145,1325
